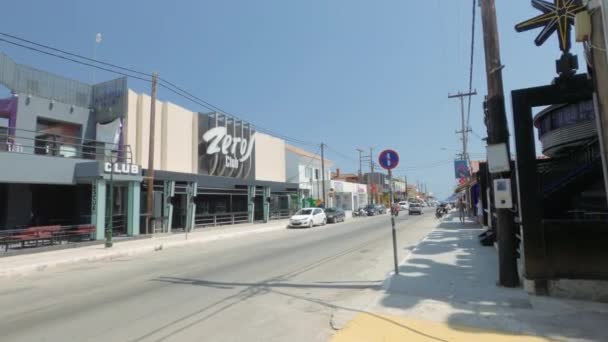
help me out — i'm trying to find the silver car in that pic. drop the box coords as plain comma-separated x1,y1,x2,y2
408,203,423,215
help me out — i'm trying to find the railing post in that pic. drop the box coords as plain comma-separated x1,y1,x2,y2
213,215,217,226
232,214,235,225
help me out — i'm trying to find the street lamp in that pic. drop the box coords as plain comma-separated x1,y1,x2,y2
106,149,118,248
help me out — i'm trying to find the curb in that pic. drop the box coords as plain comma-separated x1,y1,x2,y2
0,223,288,278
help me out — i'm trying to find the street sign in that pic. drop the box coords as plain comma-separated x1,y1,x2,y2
378,149,399,170
377,149,400,275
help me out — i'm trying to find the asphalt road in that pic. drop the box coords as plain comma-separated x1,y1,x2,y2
0,209,437,342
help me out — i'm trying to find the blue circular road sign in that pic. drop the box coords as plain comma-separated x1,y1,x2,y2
378,149,399,170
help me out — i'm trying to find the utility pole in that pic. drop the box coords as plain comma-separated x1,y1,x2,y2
320,143,326,207
145,72,158,235
369,147,375,204
480,0,518,287
404,175,408,199
448,90,477,169
356,148,364,183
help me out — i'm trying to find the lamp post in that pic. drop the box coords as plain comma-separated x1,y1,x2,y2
106,149,118,248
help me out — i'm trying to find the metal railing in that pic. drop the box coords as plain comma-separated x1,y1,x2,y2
194,212,249,228
0,127,133,164
270,209,297,220
0,224,96,253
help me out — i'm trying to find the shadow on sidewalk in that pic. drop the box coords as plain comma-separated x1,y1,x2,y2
376,219,608,341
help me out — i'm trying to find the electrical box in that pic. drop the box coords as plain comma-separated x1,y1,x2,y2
493,179,513,209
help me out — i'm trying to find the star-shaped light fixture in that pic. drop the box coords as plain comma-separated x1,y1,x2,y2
515,0,586,52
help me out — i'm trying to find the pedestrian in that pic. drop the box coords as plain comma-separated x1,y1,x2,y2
458,197,465,224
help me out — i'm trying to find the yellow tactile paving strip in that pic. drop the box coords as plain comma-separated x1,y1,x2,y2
329,313,555,342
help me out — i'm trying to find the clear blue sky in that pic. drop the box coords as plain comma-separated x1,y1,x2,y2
0,0,583,199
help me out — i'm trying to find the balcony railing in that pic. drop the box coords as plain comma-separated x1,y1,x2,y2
0,127,133,164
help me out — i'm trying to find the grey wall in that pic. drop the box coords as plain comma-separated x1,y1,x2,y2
14,94,94,150
0,152,81,184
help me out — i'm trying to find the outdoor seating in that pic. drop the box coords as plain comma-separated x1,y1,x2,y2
0,224,95,252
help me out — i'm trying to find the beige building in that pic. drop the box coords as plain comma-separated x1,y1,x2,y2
123,90,297,232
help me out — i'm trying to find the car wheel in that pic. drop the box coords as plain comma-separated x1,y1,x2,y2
322,218,327,226
308,220,313,228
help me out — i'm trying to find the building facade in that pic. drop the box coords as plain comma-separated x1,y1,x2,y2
0,52,301,245
285,144,332,206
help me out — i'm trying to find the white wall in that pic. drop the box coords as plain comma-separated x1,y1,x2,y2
255,133,286,182
125,90,197,173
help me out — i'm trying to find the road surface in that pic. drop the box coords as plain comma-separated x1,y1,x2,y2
0,210,437,342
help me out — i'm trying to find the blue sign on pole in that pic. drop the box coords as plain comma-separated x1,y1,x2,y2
454,159,470,179
378,149,399,170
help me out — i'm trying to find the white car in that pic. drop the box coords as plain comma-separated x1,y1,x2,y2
398,201,409,210
288,208,327,228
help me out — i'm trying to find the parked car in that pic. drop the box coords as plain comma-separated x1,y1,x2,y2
398,201,409,210
288,208,326,228
376,204,388,214
408,202,423,215
364,204,379,216
324,207,345,223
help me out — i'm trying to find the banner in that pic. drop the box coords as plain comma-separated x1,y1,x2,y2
454,159,470,179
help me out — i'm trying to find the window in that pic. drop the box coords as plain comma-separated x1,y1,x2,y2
314,169,320,180
314,209,322,215
305,167,312,179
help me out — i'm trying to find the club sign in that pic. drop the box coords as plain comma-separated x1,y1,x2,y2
104,162,140,175
202,126,256,169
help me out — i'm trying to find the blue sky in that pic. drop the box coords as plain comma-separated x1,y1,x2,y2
0,0,583,199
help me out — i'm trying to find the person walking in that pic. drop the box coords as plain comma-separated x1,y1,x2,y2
458,197,465,224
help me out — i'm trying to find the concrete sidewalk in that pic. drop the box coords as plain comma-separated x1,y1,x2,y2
0,220,289,278
331,214,608,342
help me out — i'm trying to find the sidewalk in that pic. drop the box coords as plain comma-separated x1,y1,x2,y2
330,214,608,342
0,220,289,278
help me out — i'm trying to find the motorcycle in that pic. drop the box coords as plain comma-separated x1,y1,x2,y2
353,208,367,217
435,204,449,219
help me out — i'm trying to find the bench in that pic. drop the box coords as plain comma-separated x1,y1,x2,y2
1,225,96,251
1,225,61,251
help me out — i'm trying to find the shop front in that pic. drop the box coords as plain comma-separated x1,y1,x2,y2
328,180,368,216
0,52,142,250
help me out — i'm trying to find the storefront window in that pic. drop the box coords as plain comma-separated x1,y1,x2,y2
334,192,353,211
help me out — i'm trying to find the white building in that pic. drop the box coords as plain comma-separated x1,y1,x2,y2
285,144,332,203
328,180,368,213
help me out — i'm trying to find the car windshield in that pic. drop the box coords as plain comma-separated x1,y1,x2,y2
325,208,336,213
296,209,313,215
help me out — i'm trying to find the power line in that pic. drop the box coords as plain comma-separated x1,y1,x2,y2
324,145,358,163
0,32,317,147
0,32,152,78
0,38,152,83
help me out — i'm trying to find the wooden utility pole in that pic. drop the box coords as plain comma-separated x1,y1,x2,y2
369,147,375,204
480,0,519,287
145,72,158,235
448,90,477,168
356,148,364,183
320,143,326,206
